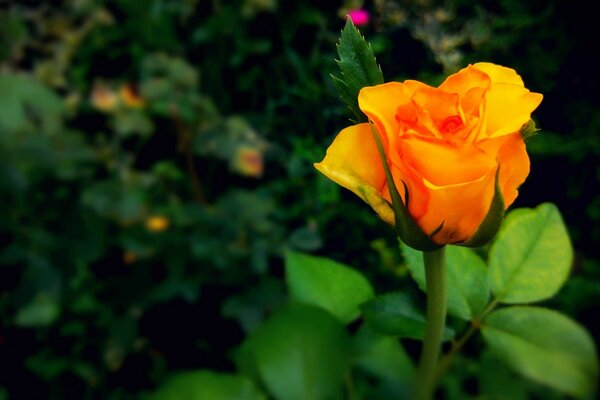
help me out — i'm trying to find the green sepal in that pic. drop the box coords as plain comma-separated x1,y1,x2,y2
520,119,540,141
332,18,384,122
369,123,441,252
459,166,505,247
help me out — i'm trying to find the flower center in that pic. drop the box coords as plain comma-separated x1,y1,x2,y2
439,115,464,135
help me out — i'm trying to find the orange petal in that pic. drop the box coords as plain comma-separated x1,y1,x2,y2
314,123,394,224
411,86,462,134
399,135,497,187
483,83,543,138
358,82,415,140
472,62,525,86
380,161,429,221
439,66,490,118
416,168,497,244
439,64,491,96
478,133,530,208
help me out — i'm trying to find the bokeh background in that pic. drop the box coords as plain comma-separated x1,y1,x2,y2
1,0,599,399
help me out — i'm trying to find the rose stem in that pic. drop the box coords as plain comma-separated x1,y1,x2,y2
415,246,447,400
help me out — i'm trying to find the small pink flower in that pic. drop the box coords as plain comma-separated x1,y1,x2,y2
347,9,370,26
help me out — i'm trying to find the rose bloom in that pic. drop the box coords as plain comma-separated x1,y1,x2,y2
315,63,542,245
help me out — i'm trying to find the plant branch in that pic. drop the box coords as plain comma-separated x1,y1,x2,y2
415,246,447,400
172,110,207,205
434,298,500,384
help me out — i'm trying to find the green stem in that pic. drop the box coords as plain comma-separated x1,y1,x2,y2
415,247,447,400
344,371,355,400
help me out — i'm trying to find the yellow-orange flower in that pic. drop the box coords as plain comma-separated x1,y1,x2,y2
90,84,118,112
231,145,264,178
315,63,542,245
145,215,170,232
120,84,145,108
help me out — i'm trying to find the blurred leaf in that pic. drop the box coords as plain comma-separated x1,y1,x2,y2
146,370,265,400
65,213,107,264
285,250,374,324
140,53,200,121
479,351,529,400
222,278,285,333
25,350,69,380
402,244,489,320
361,292,454,340
13,257,62,327
113,110,154,138
249,304,351,400
0,73,64,133
81,179,148,223
481,306,599,399
0,12,27,60
353,326,414,388
489,203,572,303
233,339,262,385
527,131,600,157
332,19,384,121
287,226,322,252
15,294,60,327
193,116,266,164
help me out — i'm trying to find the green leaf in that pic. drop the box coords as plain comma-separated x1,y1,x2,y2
222,278,285,333
249,304,351,400
146,370,265,400
15,294,60,327
479,351,529,400
285,250,374,324
402,244,489,320
481,306,599,399
361,292,454,340
354,326,414,382
0,73,64,133
489,203,572,303
332,19,384,121
353,326,414,397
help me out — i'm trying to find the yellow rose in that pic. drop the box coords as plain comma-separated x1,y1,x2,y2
315,63,542,245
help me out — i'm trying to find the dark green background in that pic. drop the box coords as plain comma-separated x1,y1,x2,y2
1,0,598,398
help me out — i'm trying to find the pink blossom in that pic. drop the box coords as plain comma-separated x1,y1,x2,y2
347,9,370,26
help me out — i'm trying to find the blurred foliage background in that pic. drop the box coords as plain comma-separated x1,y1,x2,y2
0,0,599,399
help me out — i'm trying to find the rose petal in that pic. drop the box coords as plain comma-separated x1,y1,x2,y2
358,82,411,141
417,168,497,244
478,133,530,208
439,66,491,117
380,162,429,221
439,65,491,96
314,123,394,224
399,134,497,187
411,86,463,136
472,62,525,86
484,83,543,138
